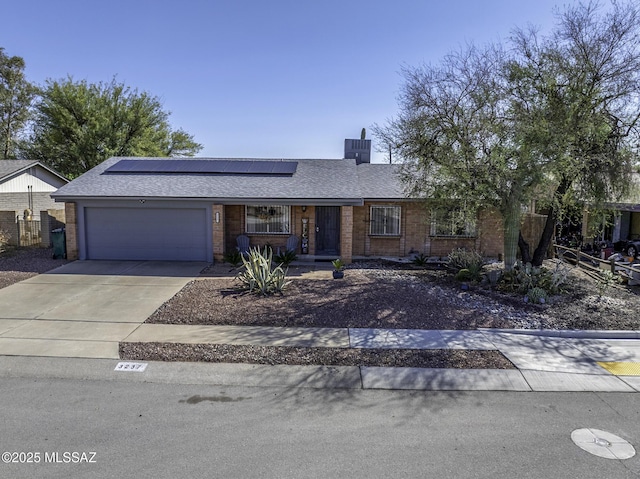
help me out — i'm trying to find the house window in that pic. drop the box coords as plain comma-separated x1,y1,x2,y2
430,208,477,237
370,205,401,236
246,205,290,234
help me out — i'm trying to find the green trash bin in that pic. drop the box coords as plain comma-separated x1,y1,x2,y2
51,228,66,259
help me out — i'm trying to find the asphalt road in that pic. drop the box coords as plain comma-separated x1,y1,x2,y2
1,377,638,478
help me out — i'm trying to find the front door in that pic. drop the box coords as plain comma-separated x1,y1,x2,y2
315,206,340,256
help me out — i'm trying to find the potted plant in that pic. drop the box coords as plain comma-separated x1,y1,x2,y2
332,258,345,279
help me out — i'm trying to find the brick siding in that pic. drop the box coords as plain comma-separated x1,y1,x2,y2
220,201,541,261
476,208,504,258
0,211,18,246
64,202,78,260
353,202,429,258
212,204,225,262
340,206,353,263
223,205,309,255
0,192,58,215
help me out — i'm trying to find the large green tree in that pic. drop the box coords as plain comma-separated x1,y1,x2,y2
0,48,36,159
375,44,546,271
26,77,202,177
375,1,640,270
510,1,640,265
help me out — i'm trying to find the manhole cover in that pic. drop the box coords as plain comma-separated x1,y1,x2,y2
114,362,148,372
571,428,636,460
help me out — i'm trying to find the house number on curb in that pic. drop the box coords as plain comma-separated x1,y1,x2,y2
114,362,148,372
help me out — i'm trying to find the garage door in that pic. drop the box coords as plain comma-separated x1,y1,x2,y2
84,207,209,261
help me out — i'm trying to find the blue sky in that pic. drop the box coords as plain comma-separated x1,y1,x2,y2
3,0,578,162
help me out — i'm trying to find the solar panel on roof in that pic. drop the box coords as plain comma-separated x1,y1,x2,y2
225,161,250,173
272,162,298,174
104,159,298,175
247,161,275,174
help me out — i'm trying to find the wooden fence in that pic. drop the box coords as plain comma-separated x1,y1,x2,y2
554,244,640,284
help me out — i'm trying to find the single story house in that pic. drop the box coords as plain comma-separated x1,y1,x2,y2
0,160,68,214
0,160,69,246
51,140,509,263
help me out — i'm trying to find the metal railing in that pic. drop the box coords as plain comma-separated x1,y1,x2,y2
16,218,42,247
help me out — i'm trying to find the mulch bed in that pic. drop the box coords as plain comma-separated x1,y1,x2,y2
120,342,516,369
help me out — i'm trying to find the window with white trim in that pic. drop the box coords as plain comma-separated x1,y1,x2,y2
246,205,290,234
430,208,477,237
370,205,401,236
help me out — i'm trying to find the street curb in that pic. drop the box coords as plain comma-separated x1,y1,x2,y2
1,355,639,392
478,328,640,339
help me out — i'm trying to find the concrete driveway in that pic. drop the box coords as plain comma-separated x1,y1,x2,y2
0,261,206,359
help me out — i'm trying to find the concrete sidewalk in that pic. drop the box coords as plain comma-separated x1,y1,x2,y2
1,327,640,392
3,320,640,392
1,261,640,391
119,324,640,392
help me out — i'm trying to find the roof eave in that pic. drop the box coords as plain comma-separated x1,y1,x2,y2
362,197,416,202
3,161,69,184
52,195,364,206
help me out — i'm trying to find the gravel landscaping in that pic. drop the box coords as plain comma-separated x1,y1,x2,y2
128,259,640,368
0,247,69,289
148,260,640,331
3,250,638,369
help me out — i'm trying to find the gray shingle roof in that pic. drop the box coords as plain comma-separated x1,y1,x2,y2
356,163,405,199
51,157,408,204
0,160,38,181
0,160,68,183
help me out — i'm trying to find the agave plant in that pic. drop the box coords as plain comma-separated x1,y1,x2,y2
236,246,291,295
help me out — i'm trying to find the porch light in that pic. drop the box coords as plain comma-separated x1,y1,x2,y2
215,211,220,223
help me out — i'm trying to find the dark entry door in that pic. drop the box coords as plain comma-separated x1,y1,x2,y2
315,206,340,256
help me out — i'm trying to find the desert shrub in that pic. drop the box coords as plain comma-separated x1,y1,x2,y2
0,229,10,253
236,246,291,295
274,249,297,267
412,253,429,267
597,270,615,298
455,268,474,281
485,269,502,286
500,262,536,293
544,260,569,294
500,260,568,295
223,250,242,267
526,287,548,304
448,249,484,281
